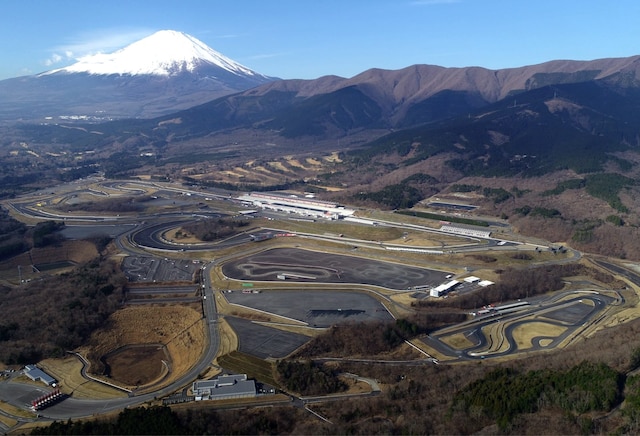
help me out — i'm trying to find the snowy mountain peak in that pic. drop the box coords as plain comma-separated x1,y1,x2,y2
44,30,263,77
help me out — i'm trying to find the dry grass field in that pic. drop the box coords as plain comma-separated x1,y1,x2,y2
0,400,35,419
177,151,345,188
216,351,277,386
0,413,17,430
213,318,238,366
80,305,206,390
165,227,202,244
38,356,126,399
512,322,568,350
440,332,477,350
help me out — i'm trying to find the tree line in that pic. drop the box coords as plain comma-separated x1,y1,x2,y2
294,319,425,358
449,361,622,431
181,217,249,242
0,254,126,364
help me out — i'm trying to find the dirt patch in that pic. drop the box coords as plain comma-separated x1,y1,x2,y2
102,345,168,386
164,227,202,244
323,151,343,163
268,161,291,173
83,305,206,390
284,157,308,169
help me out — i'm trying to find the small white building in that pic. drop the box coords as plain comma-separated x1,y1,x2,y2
430,280,460,297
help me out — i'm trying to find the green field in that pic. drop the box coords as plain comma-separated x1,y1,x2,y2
217,351,278,387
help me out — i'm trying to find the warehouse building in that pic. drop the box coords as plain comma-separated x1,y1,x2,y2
24,365,57,387
192,374,256,401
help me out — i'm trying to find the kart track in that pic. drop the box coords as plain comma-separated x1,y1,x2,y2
421,292,617,361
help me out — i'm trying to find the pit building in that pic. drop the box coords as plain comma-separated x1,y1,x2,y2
238,192,355,219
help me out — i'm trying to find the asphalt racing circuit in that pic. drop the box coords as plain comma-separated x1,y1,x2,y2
0,178,629,430
422,292,618,361
222,247,450,290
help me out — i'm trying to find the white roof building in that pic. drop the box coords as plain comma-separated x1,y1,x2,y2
192,374,256,401
430,280,460,297
238,192,355,219
440,225,491,239
24,365,56,386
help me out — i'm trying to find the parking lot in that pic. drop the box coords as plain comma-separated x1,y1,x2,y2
225,289,394,327
121,256,201,282
225,316,310,359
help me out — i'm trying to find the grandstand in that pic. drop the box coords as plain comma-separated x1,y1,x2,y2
238,192,355,219
440,224,491,239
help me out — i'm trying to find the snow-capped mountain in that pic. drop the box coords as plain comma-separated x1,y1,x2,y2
43,30,266,78
0,30,276,121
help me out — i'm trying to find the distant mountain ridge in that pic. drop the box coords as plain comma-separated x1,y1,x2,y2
242,55,640,125
2,31,639,127
6,41,640,182
108,54,639,144
15,53,640,144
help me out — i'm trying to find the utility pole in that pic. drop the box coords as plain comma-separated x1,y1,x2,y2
18,265,22,283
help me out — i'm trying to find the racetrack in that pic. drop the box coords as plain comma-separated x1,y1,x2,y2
222,247,450,290
422,292,615,361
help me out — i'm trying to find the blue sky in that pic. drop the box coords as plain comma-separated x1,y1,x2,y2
2,0,640,81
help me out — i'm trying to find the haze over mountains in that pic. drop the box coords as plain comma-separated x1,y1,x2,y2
0,30,276,121
5,30,640,182
2,29,640,129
